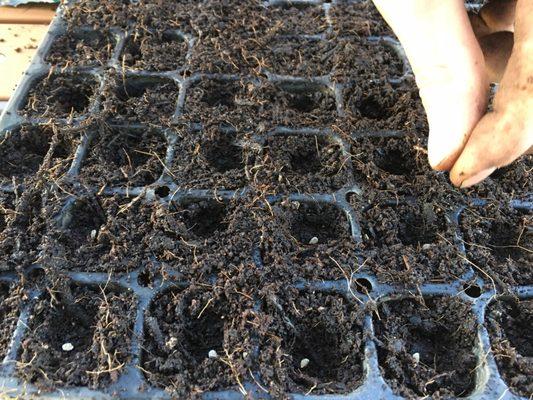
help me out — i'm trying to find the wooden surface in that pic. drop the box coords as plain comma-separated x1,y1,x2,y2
0,5,56,101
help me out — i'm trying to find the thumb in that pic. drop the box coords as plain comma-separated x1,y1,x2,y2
372,0,490,170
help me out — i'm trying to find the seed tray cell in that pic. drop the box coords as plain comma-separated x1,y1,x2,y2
0,0,532,399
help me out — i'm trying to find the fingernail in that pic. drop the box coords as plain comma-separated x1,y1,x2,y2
460,167,496,188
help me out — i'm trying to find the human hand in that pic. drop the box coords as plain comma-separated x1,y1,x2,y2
372,0,532,187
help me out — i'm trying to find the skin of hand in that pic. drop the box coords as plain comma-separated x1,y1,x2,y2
372,0,532,187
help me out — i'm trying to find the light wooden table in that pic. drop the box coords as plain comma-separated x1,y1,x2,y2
0,5,56,103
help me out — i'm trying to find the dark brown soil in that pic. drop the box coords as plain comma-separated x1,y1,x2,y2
266,3,328,36
17,277,136,389
486,298,532,397
258,287,365,396
22,73,99,119
45,29,115,67
142,283,257,397
460,204,532,288
358,201,468,285
374,296,478,398
104,74,180,124
254,133,351,193
122,29,189,72
0,280,22,360
0,125,79,185
170,126,251,190
330,0,395,37
259,200,356,282
79,124,167,187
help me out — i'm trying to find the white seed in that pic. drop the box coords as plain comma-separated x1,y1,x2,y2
62,342,74,352
90,229,97,240
300,358,310,369
243,352,249,358
309,237,319,245
412,352,420,364
166,337,178,349
208,350,218,359
422,244,432,250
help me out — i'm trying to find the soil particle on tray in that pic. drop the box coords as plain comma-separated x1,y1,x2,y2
121,29,189,72
21,72,99,119
142,283,258,397
258,200,356,282
253,133,351,193
79,124,167,187
258,287,365,396
45,28,115,67
0,125,79,185
374,296,479,398
103,73,180,124
0,280,23,361
356,200,467,285
486,298,532,397
170,126,251,190
460,203,532,288
330,0,395,37
17,277,136,390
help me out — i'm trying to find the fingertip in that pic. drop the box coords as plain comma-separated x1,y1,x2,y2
451,166,496,187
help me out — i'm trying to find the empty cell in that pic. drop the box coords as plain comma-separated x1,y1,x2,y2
288,202,349,245
142,288,254,396
81,126,167,186
0,281,21,361
266,3,328,36
108,76,179,123
122,30,188,72
374,296,478,398
22,73,98,119
262,37,335,77
45,29,115,67
176,199,229,239
0,126,53,182
260,290,364,395
17,282,135,388
460,205,532,286
258,134,350,192
486,299,532,398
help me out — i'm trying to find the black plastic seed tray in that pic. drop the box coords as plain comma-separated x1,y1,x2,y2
0,0,531,399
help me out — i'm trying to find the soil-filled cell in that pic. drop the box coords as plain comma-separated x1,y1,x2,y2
359,201,467,285
0,126,51,182
17,280,135,389
259,200,356,282
255,134,351,193
171,127,250,190
106,76,179,124
45,29,115,67
80,125,167,187
460,204,532,287
0,193,15,232
261,37,335,77
259,289,364,396
266,3,328,36
258,80,337,126
182,78,259,125
0,281,21,360
41,195,156,272
374,296,478,398
330,0,395,37
486,299,532,397
142,287,256,397
21,73,98,119
122,30,188,72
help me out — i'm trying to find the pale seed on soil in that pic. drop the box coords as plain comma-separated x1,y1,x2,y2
412,352,420,364
208,349,218,359
300,358,310,369
62,342,74,352
309,236,319,245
